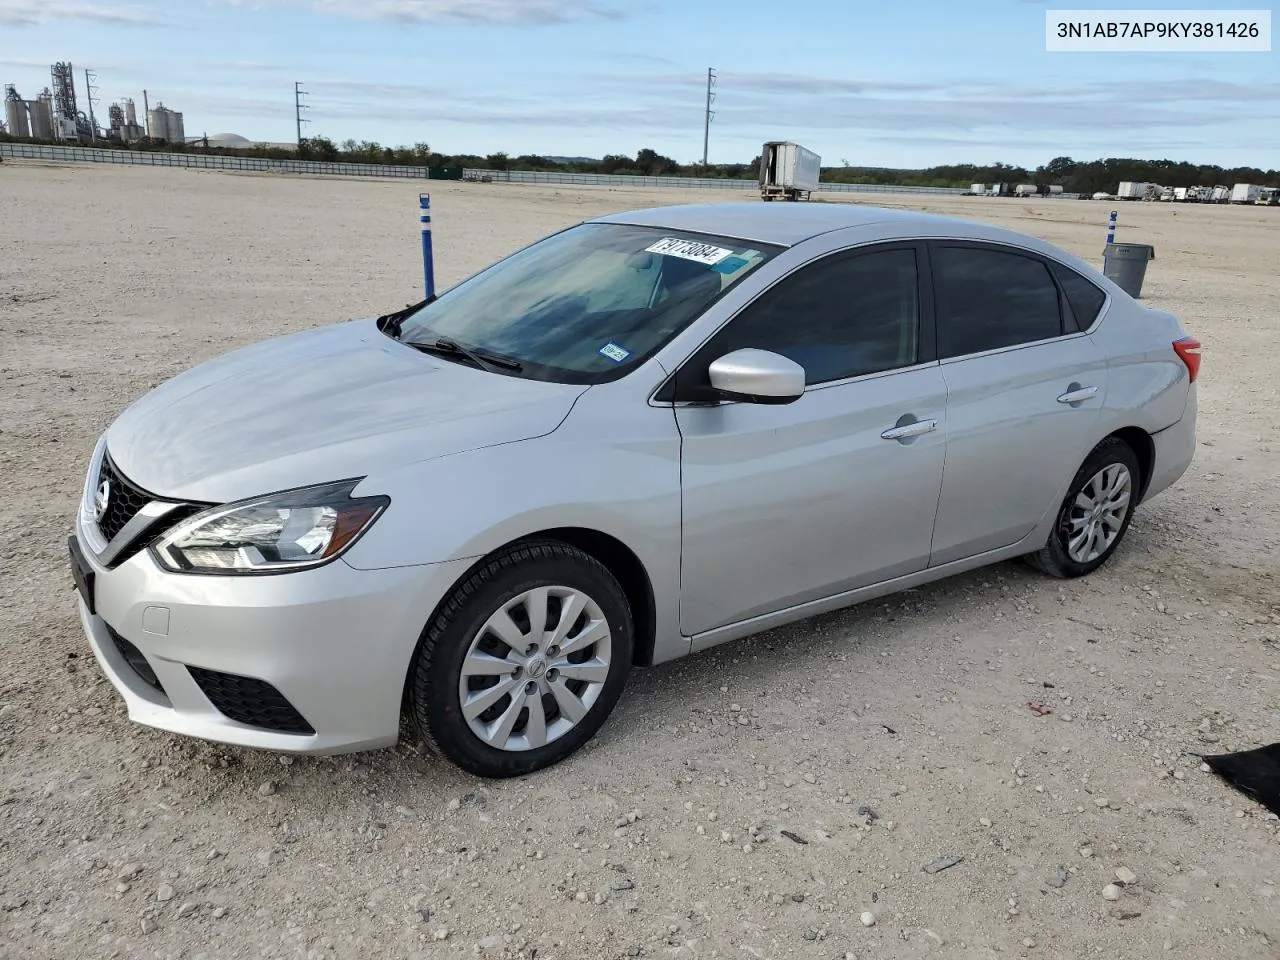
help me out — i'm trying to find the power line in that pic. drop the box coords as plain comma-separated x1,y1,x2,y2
294,81,310,145
702,68,716,168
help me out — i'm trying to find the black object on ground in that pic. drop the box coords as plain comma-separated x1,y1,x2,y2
1202,743,1280,817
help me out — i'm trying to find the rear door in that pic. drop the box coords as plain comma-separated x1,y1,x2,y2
927,242,1109,565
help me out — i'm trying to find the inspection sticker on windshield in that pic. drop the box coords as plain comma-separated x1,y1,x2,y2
645,237,735,265
598,342,632,363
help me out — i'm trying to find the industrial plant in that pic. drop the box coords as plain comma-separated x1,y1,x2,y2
3,61,184,145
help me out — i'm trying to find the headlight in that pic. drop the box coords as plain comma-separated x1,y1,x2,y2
151,479,389,575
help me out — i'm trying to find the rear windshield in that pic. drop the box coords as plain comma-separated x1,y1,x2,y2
392,222,780,384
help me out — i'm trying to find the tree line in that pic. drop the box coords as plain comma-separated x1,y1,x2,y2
3,130,1276,189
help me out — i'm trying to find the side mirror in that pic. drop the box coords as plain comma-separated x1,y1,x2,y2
707,348,806,405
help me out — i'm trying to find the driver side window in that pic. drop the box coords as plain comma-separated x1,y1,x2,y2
705,247,921,385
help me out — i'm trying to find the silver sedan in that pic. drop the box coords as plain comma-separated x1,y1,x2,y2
69,202,1200,777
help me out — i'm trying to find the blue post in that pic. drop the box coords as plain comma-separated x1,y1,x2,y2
419,193,435,300
1106,209,1118,245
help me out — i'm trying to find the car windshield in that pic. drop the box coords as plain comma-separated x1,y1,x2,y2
391,222,780,383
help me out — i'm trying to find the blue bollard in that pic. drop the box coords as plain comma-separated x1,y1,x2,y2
419,193,435,300
1106,209,1118,245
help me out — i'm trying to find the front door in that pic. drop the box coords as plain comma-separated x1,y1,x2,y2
669,244,949,637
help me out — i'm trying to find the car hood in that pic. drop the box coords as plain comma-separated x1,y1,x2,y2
104,319,587,503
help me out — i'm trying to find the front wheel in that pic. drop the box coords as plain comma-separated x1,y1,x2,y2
1025,437,1141,578
409,542,633,778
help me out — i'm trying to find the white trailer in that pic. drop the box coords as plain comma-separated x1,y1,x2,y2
1116,181,1153,200
1014,183,1038,197
1231,183,1263,203
1173,187,1189,201
759,141,821,202
969,183,985,195
1210,185,1232,203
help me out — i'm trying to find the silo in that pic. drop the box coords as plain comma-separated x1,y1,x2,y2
4,85,30,138
168,110,184,143
4,99,29,138
27,97,54,139
124,97,136,126
148,105,169,141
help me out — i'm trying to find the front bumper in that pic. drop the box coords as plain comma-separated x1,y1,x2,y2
72,513,474,754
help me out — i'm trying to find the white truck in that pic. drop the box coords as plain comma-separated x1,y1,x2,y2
1231,183,1263,203
759,141,821,202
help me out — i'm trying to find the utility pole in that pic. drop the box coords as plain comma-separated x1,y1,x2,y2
294,81,310,146
142,89,150,137
706,68,716,170
84,68,99,141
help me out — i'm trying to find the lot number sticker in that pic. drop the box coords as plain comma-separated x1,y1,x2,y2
645,237,735,265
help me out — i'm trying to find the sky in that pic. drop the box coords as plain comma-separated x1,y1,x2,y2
1,0,1276,169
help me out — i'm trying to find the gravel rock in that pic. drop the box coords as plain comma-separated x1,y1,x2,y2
433,928,450,941
155,884,175,902
860,911,876,927
1115,867,1138,885
176,902,197,918
117,863,143,881
922,854,964,874
257,780,277,797
139,917,157,935
1102,884,1122,901
1047,866,1068,888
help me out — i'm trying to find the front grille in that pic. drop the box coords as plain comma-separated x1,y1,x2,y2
95,456,152,542
187,667,315,735
105,625,165,695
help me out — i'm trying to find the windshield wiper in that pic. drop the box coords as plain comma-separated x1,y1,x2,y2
377,295,436,338
405,337,524,373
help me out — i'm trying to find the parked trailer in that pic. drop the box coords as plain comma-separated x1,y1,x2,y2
969,183,986,195
1210,186,1232,203
1231,183,1263,203
1115,181,1154,200
758,141,821,202
1014,183,1038,197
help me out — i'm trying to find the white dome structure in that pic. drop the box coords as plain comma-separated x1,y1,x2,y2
206,132,253,147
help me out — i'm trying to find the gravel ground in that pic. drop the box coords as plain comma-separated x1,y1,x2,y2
1,162,1278,960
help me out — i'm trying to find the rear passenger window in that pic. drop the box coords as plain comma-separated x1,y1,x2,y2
1052,263,1107,329
935,246,1063,357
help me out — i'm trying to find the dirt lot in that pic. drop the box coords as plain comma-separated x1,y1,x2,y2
1,162,1278,960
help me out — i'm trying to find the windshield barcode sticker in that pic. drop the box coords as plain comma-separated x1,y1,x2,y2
645,237,735,265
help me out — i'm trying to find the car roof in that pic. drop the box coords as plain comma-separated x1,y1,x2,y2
590,202,972,247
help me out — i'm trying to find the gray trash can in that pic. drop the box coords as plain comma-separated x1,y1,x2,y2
1102,242,1155,298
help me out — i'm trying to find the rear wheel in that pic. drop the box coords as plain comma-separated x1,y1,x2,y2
1026,437,1141,578
409,542,633,778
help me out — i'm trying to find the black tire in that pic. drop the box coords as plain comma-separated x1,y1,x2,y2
1025,437,1142,578
409,541,633,778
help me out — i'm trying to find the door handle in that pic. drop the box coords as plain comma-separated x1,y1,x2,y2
881,418,938,441
1057,384,1100,405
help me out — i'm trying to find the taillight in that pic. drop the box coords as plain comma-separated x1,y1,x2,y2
1173,337,1201,383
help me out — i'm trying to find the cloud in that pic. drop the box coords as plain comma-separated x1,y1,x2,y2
236,0,632,24
0,0,164,25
